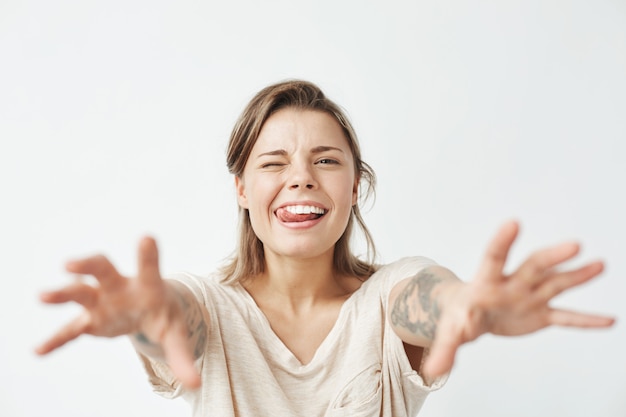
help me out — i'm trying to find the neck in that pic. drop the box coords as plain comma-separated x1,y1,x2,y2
245,248,350,312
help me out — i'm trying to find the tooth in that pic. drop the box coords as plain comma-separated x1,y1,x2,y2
283,205,326,215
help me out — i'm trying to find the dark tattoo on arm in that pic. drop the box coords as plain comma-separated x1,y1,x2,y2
134,331,158,346
176,290,208,360
132,286,208,360
391,270,443,340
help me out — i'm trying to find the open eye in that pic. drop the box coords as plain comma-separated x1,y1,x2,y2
316,158,339,165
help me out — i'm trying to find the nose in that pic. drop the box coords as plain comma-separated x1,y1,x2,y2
288,161,318,190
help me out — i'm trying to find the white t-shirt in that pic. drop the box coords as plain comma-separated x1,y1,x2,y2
139,256,447,417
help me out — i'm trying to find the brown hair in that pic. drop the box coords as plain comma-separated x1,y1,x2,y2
220,80,377,284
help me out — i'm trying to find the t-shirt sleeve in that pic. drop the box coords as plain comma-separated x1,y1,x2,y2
378,256,439,293
135,272,211,399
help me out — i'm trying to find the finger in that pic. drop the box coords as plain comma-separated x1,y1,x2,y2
161,322,201,389
536,261,604,301
138,237,162,286
35,314,90,355
66,255,125,291
474,220,519,283
515,242,580,286
421,320,464,379
39,282,99,308
548,308,616,328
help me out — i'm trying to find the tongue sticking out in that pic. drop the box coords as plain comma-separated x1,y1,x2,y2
276,208,322,223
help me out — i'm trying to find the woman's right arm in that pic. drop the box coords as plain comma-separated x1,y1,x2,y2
36,237,207,389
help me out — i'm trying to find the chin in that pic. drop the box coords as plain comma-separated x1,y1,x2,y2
269,241,335,261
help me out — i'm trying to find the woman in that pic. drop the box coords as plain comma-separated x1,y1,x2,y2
36,80,614,416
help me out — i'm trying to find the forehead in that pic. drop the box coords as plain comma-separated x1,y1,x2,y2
252,108,352,153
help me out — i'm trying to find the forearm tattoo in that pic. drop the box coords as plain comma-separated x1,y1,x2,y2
177,291,208,359
391,270,443,340
134,288,208,360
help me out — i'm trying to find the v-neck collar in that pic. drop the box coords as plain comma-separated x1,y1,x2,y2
235,283,362,374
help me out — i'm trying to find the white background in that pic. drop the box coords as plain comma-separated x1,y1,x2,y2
1,1,625,416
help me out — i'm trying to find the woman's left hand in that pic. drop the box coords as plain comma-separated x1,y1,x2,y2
423,221,615,378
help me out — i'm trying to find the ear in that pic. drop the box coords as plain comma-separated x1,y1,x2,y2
235,176,249,209
352,177,359,206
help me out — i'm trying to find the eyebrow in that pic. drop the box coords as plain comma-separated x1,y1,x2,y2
311,146,344,154
257,149,288,158
257,146,345,158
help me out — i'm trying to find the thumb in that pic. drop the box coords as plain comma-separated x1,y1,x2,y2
161,322,202,389
421,319,463,379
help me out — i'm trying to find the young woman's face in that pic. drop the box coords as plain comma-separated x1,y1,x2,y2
236,108,358,263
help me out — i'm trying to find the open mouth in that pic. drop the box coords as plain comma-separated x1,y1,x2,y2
275,205,327,223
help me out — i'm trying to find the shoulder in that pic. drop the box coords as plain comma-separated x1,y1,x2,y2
164,271,235,305
359,256,438,297
373,256,438,281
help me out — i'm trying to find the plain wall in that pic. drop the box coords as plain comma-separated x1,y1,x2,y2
1,1,625,416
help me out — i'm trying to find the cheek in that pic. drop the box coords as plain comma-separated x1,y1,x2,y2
336,176,358,206
245,177,279,217
326,185,357,224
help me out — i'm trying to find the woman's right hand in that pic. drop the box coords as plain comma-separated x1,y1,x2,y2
36,237,202,388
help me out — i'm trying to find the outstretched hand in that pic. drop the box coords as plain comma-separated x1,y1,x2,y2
36,238,201,388
423,221,615,378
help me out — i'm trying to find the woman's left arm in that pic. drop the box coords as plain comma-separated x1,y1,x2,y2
388,220,615,379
